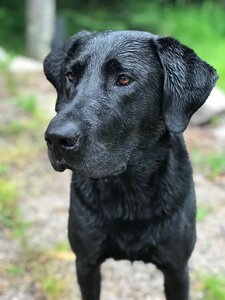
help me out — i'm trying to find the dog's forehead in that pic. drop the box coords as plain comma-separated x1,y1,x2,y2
73,31,157,64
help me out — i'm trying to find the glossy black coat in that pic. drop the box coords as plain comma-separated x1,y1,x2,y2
44,30,218,300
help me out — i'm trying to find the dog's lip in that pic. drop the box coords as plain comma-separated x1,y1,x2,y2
52,159,66,172
50,155,127,177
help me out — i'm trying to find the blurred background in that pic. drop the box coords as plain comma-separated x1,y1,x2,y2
0,0,225,299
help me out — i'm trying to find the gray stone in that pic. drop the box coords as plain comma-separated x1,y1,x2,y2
213,124,225,140
9,56,43,73
191,87,225,125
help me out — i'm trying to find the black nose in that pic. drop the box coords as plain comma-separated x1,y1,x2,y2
45,124,83,151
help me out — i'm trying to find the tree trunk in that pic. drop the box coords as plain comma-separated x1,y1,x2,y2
26,0,56,60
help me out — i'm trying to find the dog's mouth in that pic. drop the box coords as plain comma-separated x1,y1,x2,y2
49,155,127,178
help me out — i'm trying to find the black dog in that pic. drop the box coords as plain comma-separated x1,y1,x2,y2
44,30,218,300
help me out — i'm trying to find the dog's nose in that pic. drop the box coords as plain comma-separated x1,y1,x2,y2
45,124,83,151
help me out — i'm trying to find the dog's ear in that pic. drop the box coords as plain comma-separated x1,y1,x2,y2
43,31,91,95
155,37,218,134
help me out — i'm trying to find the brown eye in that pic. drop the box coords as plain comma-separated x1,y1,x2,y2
67,72,76,83
116,75,132,86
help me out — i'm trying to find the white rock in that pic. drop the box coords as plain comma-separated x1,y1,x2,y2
9,56,43,73
191,87,225,125
0,47,8,61
213,124,225,140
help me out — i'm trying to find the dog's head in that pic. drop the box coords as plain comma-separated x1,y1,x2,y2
44,30,218,177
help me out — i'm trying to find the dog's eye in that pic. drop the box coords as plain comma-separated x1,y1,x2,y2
116,75,132,86
67,72,76,83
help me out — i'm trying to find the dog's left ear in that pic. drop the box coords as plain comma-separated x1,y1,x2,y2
155,37,218,134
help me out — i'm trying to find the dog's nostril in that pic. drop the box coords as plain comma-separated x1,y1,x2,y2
45,137,52,146
58,133,82,149
59,138,76,148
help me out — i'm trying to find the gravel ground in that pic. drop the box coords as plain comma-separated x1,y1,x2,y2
0,71,225,300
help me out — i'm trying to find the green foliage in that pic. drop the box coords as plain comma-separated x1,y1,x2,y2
191,149,225,179
0,7,25,54
60,2,225,90
200,274,225,300
0,179,28,238
1,1,225,89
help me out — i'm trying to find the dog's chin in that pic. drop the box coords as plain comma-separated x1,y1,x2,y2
50,159,127,178
80,164,127,179
50,160,66,172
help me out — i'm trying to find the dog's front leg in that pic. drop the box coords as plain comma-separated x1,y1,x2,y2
76,258,101,300
162,264,189,300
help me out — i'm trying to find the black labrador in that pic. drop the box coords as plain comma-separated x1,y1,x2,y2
44,30,218,300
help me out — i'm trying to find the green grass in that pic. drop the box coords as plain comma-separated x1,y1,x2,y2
191,149,225,179
13,94,38,116
0,179,28,239
55,241,71,252
38,270,66,300
0,57,18,95
25,250,67,300
198,274,225,300
0,94,48,137
0,163,9,175
35,267,66,299
6,265,25,277
0,119,39,136
196,206,212,222
210,115,224,127
0,57,10,73
2,250,68,300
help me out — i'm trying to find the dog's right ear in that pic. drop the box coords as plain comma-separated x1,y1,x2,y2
154,37,218,134
43,31,91,93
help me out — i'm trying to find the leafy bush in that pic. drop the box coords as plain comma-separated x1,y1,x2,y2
0,1,224,89
62,2,225,90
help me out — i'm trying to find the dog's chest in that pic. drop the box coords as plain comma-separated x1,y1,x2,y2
103,219,160,262
94,179,162,261
103,223,156,262
98,178,157,221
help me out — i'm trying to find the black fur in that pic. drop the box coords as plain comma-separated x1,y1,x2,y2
44,30,218,300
